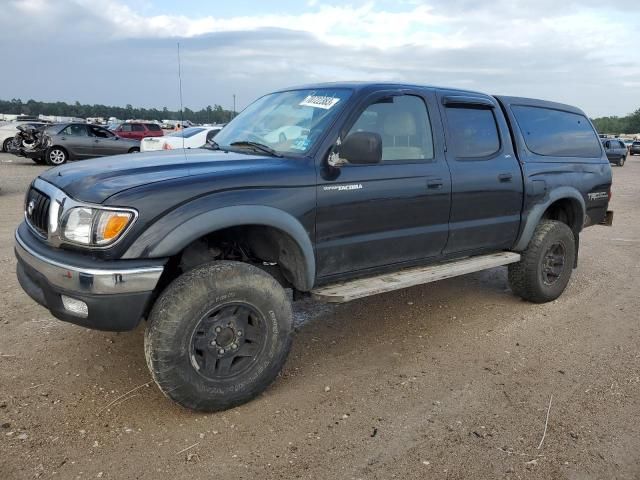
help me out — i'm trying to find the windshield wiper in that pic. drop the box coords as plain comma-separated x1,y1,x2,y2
229,140,282,157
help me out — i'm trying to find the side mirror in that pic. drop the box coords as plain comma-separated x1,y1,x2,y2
330,131,382,167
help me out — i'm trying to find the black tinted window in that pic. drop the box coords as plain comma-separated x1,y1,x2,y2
446,107,500,158
120,124,132,132
511,105,601,157
131,124,145,132
145,123,162,131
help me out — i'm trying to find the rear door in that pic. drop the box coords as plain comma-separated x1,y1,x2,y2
58,124,94,158
315,89,451,278
437,92,523,254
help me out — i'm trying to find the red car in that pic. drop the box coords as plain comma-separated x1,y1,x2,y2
112,122,164,140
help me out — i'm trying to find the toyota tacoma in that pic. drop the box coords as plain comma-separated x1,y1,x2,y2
15,82,613,411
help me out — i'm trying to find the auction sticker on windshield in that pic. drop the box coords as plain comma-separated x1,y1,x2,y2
299,94,341,110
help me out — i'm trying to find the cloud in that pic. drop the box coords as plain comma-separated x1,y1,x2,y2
1,0,638,117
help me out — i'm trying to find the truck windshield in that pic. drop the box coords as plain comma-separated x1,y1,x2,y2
213,88,353,156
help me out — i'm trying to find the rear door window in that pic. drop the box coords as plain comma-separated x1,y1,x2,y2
511,105,601,157
61,124,88,136
132,124,145,132
445,107,500,158
145,123,162,131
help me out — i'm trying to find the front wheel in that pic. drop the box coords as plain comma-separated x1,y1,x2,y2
508,220,576,303
128,147,140,153
145,261,293,411
46,147,68,165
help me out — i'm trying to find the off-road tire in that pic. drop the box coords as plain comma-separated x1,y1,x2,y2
508,220,576,303
145,261,293,412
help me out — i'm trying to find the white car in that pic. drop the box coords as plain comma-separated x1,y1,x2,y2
1,121,47,152
140,126,222,152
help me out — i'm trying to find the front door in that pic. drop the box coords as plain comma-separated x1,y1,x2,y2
89,125,121,156
315,90,451,279
437,92,523,254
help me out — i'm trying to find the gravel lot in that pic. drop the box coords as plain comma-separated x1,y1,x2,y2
0,152,638,480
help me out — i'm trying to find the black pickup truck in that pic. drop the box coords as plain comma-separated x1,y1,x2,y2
15,82,613,411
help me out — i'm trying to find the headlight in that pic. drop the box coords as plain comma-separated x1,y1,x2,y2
61,207,135,246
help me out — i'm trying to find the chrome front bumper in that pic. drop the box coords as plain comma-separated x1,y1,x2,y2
15,229,164,295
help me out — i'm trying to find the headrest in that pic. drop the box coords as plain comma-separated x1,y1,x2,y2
383,112,417,136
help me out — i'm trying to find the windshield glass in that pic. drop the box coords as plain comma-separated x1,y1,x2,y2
168,127,205,138
213,88,353,155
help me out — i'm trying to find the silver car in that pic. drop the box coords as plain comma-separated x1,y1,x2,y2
20,123,140,165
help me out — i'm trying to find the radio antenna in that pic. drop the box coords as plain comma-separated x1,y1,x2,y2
177,42,185,151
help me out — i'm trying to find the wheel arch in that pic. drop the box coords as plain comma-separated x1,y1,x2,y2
124,205,316,291
513,187,585,252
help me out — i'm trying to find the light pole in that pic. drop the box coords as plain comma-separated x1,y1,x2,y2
232,94,236,121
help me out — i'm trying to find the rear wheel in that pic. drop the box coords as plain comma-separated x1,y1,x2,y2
128,147,140,153
2,138,13,152
145,261,293,411
508,220,576,303
46,147,68,166
618,155,625,167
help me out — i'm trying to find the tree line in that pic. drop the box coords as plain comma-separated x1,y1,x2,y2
591,108,640,135
0,98,235,124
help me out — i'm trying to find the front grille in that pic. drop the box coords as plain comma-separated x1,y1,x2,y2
25,188,51,237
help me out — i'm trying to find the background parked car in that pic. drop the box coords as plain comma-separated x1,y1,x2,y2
140,125,222,152
1,121,46,152
19,123,141,165
602,138,627,166
112,122,164,140
630,141,640,156
622,138,634,151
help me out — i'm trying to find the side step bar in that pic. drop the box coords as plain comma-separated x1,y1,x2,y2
311,252,521,303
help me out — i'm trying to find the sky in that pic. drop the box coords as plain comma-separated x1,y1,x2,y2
1,0,639,117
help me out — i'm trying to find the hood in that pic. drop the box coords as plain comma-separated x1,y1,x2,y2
39,149,281,203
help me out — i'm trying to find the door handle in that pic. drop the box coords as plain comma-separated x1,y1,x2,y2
498,173,513,182
427,179,444,189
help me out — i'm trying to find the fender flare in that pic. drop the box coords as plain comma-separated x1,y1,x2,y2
513,187,585,251
123,205,316,290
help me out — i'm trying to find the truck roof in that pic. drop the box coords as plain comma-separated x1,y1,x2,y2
275,81,486,97
275,82,587,116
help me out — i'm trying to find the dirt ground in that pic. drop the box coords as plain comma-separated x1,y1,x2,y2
0,151,638,480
